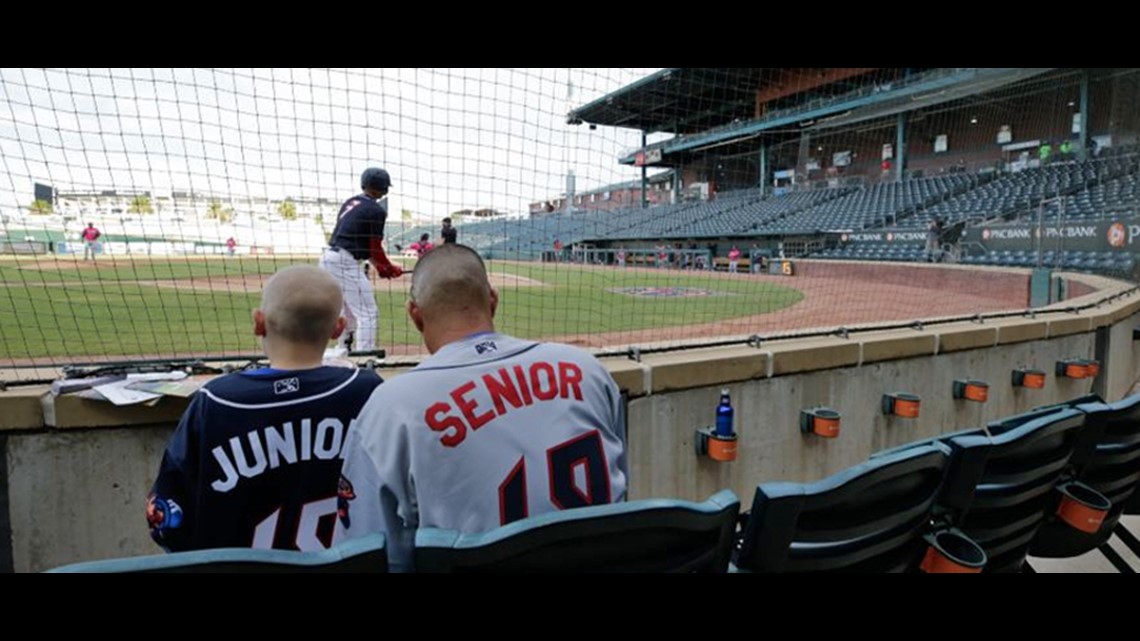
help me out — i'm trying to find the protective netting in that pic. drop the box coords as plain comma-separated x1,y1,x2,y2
2,68,1138,381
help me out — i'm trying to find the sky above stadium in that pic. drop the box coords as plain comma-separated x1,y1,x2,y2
0,68,667,220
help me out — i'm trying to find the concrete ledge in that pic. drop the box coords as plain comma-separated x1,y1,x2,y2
641,347,767,394
859,331,936,364
1087,306,1115,329
1048,315,1093,338
936,323,998,353
601,358,648,398
0,367,62,384
0,386,48,431
991,317,1050,345
768,337,860,377
1080,290,1139,328
44,394,191,429
1109,298,1140,325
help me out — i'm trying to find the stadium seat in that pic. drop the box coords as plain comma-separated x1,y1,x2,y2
938,407,1088,572
1029,393,1140,570
870,428,989,460
414,490,740,573
734,444,964,572
46,533,388,573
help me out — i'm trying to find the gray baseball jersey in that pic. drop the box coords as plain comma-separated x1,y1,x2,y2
335,331,628,571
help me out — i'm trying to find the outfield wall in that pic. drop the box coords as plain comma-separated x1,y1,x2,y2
1,270,1137,572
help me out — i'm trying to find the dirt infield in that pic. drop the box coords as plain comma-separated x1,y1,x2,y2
380,259,1041,356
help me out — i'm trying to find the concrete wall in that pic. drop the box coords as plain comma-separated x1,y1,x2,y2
1,273,1136,572
1097,309,1140,402
627,332,1096,505
6,425,173,574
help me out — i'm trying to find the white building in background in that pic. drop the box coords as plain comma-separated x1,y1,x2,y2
55,189,338,223
52,188,335,254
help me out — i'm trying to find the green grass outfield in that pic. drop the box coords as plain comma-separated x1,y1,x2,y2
0,256,803,360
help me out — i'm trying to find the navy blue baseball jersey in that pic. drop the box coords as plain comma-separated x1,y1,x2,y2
147,366,383,552
328,193,387,260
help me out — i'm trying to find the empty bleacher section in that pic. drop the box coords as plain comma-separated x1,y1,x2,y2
796,156,1140,273
910,163,1099,226
959,249,1137,274
1038,156,1140,221
448,153,1138,274
906,157,1137,228
667,188,851,238
814,242,926,263
386,224,436,251
1051,173,1140,220
455,208,665,259
815,243,1137,274
760,174,978,234
453,189,853,257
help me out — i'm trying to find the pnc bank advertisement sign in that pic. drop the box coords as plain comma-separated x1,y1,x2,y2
965,217,1140,252
838,230,927,244
837,217,1140,252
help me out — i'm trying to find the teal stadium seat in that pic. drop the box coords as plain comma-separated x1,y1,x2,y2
1029,394,1140,570
414,490,740,573
938,407,1087,572
46,533,388,573
735,444,963,573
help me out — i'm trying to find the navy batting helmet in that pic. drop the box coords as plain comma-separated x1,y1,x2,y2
361,167,391,192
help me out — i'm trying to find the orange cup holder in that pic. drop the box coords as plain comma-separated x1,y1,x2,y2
882,393,921,418
695,428,738,462
707,434,738,462
1056,482,1110,534
1012,368,1047,389
953,380,989,402
800,408,841,438
1057,359,1096,379
920,530,987,574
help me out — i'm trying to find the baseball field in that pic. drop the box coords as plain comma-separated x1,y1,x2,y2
0,255,806,363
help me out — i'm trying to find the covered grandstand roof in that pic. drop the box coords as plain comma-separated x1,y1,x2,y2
574,170,673,197
574,68,1056,167
567,68,770,134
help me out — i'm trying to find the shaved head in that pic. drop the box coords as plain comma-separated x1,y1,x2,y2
409,244,494,317
407,244,498,353
261,265,344,346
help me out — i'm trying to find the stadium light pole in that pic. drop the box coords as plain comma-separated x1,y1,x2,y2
759,143,768,197
1078,70,1090,162
895,113,907,183
640,130,648,209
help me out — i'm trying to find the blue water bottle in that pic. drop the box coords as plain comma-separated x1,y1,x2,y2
715,387,734,437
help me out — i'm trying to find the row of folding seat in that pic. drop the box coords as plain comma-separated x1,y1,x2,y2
735,393,1140,573
49,391,1140,573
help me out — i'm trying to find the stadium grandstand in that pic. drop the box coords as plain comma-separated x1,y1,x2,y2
451,68,1140,276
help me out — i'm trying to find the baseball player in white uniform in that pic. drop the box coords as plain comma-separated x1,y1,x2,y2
335,244,628,571
318,167,403,353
